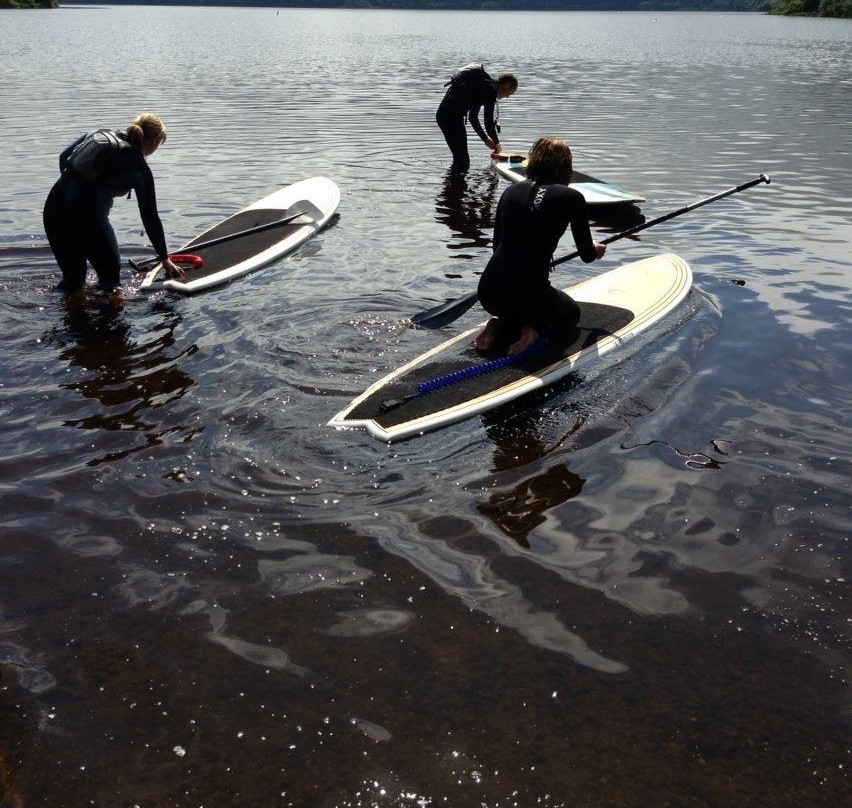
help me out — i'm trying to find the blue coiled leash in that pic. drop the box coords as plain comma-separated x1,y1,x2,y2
378,338,547,414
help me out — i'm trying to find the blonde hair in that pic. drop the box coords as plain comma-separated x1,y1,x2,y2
526,136,573,185
126,113,166,148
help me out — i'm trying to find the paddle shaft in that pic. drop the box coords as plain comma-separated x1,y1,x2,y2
131,205,318,271
552,173,771,268
410,174,770,329
181,208,316,253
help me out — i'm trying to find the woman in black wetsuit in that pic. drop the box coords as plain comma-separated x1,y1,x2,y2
43,112,183,295
476,136,607,355
436,64,518,172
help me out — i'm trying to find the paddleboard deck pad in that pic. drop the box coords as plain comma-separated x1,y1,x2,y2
492,156,645,207
139,176,340,293
330,254,691,442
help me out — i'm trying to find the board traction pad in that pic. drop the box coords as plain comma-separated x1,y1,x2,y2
177,208,308,281
348,302,633,429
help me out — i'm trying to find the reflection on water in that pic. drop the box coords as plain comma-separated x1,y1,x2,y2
0,7,850,808
43,299,198,465
378,518,629,674
326,607,413,637
434,168,499,258
478,463,586,548
621,437,728,470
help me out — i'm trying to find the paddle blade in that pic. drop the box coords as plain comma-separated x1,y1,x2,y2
129,257,158,273
410,291,479,329
286,199,324,222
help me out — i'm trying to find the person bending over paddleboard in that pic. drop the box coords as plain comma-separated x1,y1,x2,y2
476,136,607,355
436,64,517,173
43,112,183,296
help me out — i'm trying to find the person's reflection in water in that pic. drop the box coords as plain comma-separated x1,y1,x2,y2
477,405,586,548
47,298,197,462
434,168,500,258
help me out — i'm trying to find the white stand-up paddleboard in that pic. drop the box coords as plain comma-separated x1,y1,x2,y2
492,156,645,207
330,254,691,442
139,177,340,294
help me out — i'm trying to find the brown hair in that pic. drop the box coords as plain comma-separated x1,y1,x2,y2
526,136,573,185
126,113,166,148
497,73,518,91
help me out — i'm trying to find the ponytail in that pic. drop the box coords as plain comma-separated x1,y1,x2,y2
126,113,166,148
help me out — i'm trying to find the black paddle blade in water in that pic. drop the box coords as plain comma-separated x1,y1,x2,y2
410,290,479,329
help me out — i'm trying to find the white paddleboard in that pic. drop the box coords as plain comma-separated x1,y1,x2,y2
330,254,691,442
139,176,340,294
492,156,645,207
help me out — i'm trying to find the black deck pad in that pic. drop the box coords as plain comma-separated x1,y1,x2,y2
179,209,307,281
349,302,634,429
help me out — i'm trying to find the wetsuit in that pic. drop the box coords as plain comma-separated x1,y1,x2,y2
477,180,598,337
43,131,168,292
436,65,500,172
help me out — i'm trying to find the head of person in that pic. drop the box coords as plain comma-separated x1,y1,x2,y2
526,136,573,185
126,113,167,157
497,73,518,100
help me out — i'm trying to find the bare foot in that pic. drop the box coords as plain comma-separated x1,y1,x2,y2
474,317,501,351
508,324,539,355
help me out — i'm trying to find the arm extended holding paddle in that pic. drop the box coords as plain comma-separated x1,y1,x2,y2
410,174,770,330
552,173,771,269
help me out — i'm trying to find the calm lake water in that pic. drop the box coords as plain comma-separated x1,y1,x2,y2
1,6,850,807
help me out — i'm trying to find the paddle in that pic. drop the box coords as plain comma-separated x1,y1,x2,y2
129,199,323,272
410,174,771,330
491,151,526,164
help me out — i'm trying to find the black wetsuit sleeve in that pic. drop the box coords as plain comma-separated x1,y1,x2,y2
132,161,169,260
468,104,488,143
481,98,499,143
58,133,87,173
568,197,598,263
468,84,499,143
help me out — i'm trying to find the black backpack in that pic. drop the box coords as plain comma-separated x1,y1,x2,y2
446,63,491,91
66,129,131,184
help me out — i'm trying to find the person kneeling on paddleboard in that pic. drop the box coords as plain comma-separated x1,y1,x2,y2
436,64,517,172
43,112,184,296
476,136,607,355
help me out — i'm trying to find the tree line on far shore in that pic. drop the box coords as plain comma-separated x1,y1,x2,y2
770,0,851,15
6,0,850,19
2,0,58,7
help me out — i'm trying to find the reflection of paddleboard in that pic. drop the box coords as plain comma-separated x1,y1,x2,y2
492,155,645,207
140,177,340,294
330,254,691,442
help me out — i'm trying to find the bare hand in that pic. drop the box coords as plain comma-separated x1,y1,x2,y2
486,139,500,152
594,242,607,260
163,257,185,280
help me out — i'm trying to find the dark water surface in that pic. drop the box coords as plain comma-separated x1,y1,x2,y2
1,7,850,806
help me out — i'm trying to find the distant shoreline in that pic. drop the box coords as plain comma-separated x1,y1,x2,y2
51,1,774,13
30,0,850,19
